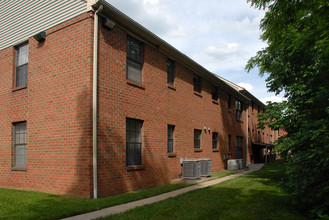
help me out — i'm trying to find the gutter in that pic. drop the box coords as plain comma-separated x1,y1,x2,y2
92,4,103,199
246,105,249,165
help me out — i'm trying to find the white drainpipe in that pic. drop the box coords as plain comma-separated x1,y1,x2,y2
93,4,103,199
246,105,249,165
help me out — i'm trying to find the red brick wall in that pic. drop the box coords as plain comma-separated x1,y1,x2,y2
97,24,247,197
1,12,268,198
0,13,94,197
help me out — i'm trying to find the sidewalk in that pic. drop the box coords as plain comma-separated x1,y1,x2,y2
62,164,264,220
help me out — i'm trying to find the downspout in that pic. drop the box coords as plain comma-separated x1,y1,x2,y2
93,4,103,199
246,104,249,165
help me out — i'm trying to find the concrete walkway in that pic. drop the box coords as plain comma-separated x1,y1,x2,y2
62,164,264,220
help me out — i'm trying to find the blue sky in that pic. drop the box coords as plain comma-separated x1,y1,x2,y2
107,0,285,103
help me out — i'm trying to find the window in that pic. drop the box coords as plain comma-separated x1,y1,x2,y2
235,99,242,121
251,102,254,113
168,125,175,153
212,132,218,149
15,43,29,87
270,135,273,144
194,129,201,149
126,118,143,166
258,105,260,113
193,75,201,93
258,131,261,142
212,85,218,100
126,36,143,84
14,122,27,167
236,136,243,159
228,94,231,110
167,59,175,85
228,134,231,152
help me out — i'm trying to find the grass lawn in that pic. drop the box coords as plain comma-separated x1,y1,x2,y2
0,183,192,220
101,160,308,220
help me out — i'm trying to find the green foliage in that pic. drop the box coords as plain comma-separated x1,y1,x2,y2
247,0,329,218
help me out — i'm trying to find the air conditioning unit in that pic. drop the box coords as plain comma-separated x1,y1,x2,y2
227,159,238,170
199,158,212,177
237,159,244,169
182,159,201,179
227,159,244,170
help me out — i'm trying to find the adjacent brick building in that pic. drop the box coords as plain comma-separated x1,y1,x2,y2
0,0,281,198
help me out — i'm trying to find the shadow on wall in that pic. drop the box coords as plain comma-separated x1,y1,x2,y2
67,88,170,198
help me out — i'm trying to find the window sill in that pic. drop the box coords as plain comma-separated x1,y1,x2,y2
167,153,177,157
212,149,219,152
168,84,176,91
127,80,145,90
11,166,27,171
12,85,27,92
127,165,144,171
194,149,203,152
194,91,202,97
212,100,219,105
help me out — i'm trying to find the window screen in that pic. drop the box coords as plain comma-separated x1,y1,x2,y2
16,43,29,87
127,36,143,84
14,122,27,167
168,125,174,153
126,118,143,166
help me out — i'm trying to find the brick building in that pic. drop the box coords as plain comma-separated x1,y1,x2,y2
0,0,280,198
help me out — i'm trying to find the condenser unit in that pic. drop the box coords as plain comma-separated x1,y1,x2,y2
237,159,244,169
182,159,201,179
227,159,239,171
199,158,212,177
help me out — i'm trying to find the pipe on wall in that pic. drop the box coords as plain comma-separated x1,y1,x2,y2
93,4,103,199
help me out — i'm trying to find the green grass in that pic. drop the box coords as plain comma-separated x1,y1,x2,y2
212,170,239,178
0,183,191,220
101,160,308,220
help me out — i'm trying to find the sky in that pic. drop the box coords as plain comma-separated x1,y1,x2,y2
107,0,285,103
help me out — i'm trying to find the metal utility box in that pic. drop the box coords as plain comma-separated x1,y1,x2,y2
182,159,201,179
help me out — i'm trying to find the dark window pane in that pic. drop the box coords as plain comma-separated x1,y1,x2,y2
15,43,28,87
127,59,142,84
126,118,143,166
168,125,174,153
228,94,231,110
14,122,27,167
235,100,242,121
212,86,218,100
228,134,231,152
212,132,218,149
236,136,243,159
127,37,142,63
127,37,143,84
167,59,174,85
194,129,201,149
193,75,201,93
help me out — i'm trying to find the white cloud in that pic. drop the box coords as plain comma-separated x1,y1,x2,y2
238,82,254,92
143,0,159,4
206,43,239,58
260,96,286,104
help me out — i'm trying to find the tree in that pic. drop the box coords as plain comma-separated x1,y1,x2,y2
246,0,329,218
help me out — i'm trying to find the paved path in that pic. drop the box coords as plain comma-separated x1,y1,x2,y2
62,164,264,220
